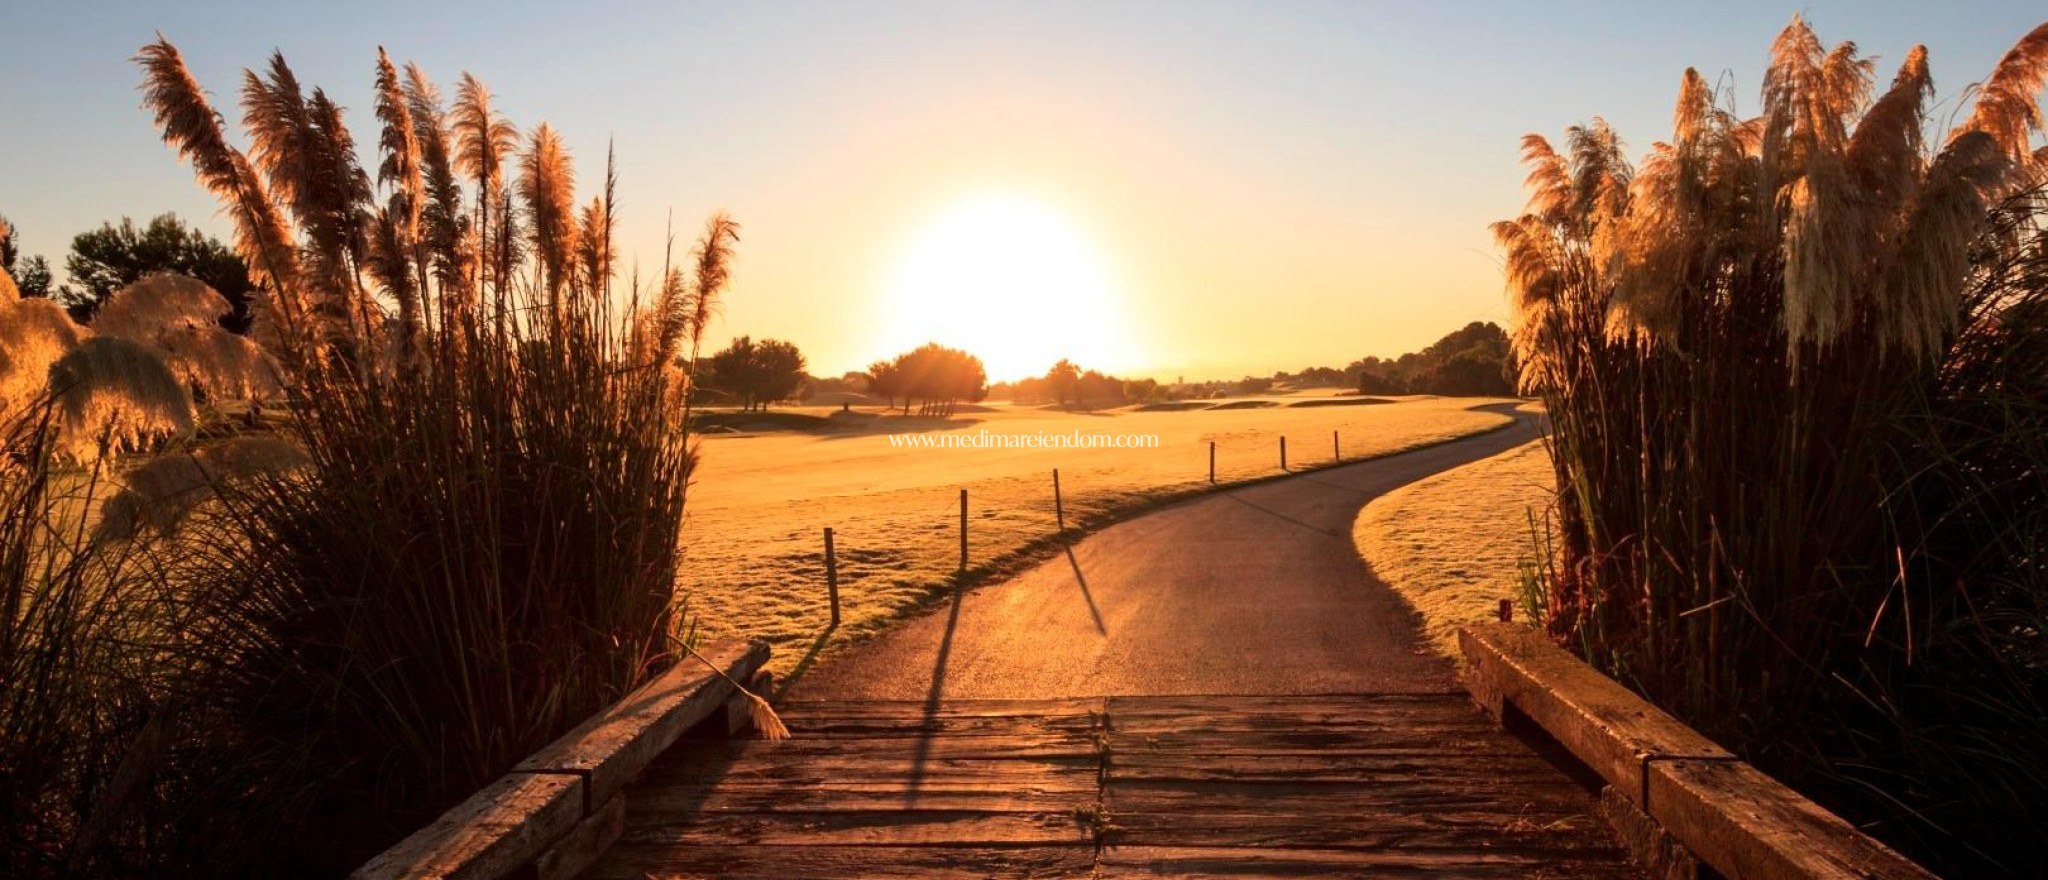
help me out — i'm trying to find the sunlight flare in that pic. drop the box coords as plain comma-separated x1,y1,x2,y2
882,195,1136,381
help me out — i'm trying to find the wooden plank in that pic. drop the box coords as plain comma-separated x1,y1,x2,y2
1106,780,1602,820
1109,726,1503,755
1458,624,1731,803
772,700,1103,739
1098,845,1644,879
533,793,626,880
350,772,584,880
1108,750,1570,782
1646,759,1939,880
1107,808,1623,852
615,808,1095,846
629,774,1097,813
513,640,768,808
587,844,1095,880
1105,692,1467,716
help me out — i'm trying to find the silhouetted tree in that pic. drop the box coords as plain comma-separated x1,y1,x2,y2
1047,358,1079,407
705,336,807,411
64,214,256,331
1,215,59,299
877,343,986,417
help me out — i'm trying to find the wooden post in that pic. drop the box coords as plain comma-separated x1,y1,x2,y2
1333,430,1340,462
1053,469,1065,532
823,527,840,628
958,488,968,572
1280,436,1288,471
1497,598,1513,622
1208,441,1216,484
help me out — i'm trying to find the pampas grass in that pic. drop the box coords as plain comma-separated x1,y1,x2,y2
115,38,737,877
1501,16,2048,876
46,338,195,460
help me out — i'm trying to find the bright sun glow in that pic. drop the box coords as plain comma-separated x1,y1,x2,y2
881,196,1135,382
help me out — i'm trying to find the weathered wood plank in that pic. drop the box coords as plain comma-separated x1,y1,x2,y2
532,793,625,880
512,640,768,809
616,808,1095,846
1105,692,1467,716
1646,759,1939,880
1106,781,1601,819
588,844,1095,880
1098,844,1644,879
1458,625,1731,803
350,772,583,880
1106,809,1623,852
1108,750,1571,782
629,779,1097,813
769,704,1103,739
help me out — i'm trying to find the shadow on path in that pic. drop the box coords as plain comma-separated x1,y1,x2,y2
1220,491,1345,538
1065,547,1107,636
907,582,964,805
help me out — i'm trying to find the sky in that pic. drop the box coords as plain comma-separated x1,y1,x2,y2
3,1,2042,381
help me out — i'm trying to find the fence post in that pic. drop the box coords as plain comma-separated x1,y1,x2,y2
1280,436,1288,471
1208,441,1216,484
958,488,968,572
1053,469,1065,532
824,527,840,628
1333,430,1340,462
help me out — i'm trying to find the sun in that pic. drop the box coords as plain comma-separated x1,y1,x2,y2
880,195,1135,382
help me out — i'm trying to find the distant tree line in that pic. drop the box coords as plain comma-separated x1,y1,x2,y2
1161,321,1518,400
613,319,1514,418
990,358,1165,409
0,213,256,331
1345,321,1515,396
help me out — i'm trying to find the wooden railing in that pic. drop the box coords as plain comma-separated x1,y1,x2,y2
1460,624,1940,880
351,640,771,880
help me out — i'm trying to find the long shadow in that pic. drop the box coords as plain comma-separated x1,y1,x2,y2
1065,546,1108,636
1220,491,1345,538
906,580,965,805
817,416,988,440
774,625,838,701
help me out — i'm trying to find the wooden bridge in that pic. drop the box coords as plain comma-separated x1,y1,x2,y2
585,692,1641,879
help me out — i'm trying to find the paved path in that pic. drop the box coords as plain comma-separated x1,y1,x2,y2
793,403,1543,700
588,405,1645,879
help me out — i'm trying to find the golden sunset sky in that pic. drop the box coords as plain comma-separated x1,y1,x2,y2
3,1,2039,380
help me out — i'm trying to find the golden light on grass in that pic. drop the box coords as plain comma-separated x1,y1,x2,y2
880,195,1135,381
1354,439,1553,659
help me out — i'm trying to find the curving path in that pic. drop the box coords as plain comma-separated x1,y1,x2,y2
588,403,1647,880
792,403,1544,700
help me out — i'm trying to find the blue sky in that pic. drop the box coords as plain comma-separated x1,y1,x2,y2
2,1,2041,378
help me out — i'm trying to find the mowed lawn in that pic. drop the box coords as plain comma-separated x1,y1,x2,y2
1353,432,1554,659
678,395,1514,677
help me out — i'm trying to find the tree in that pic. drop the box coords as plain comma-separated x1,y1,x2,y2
876,343,986,417
1,215,58,298
705,336,807,411
1342,321,1513,397
1047,358,1079,407
64,214,256,331
866,360,903,411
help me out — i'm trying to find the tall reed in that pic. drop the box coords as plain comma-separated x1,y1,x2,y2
1499,17,2048,875
118,39,735,874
